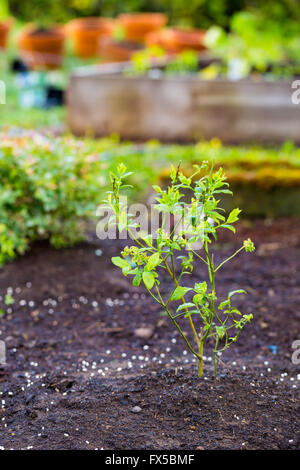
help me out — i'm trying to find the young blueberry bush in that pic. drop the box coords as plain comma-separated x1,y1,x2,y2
107,162,255,377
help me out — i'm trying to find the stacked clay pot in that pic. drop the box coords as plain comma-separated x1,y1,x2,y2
98,37,144,62
66,17,114,58
18,25,65,69
0,18,13,50
146,28,207,53
118,13,167,42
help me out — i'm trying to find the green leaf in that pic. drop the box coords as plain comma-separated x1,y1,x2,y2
184,310,200,317
170,286,192,301
133,273,142,287
242,313,253,323
231,308,242,316
227,208,241,224
216,326,226,339
193,294,205,305
176,302,195,312
146,252,161,271
214,189,233,195
194,281,207,294
111,257,130,269
228,289,247,298
111,256,132,276
143,272,155,289
218,299,230,310
221,224,236,233
127,269,138,275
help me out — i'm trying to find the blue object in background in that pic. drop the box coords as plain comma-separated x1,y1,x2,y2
268,345,278,355
13,64,64,109
16,71,47,109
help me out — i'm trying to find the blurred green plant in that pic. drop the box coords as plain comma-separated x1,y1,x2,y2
128,47,199,76
204,11,300,79
127,11,300,80
165,50,199,75
128,45,166,75
0,0,10,19
0,130,105,264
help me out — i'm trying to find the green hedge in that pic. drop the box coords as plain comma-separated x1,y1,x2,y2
0,129,107,264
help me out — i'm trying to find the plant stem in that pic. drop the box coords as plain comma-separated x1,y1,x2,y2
215,246,244,272
163,256,203,371
164,303,201,360
213,351,217,377
198,335,204,378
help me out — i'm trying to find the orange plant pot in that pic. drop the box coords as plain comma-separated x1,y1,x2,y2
66,17,114,58
146,28,207,53
18,25,65,70
99,36,144,62
118,13,167,42
0,19,13,50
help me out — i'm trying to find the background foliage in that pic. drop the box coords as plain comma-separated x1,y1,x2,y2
6,0,300,27
0,128,299,265
0,130,104,264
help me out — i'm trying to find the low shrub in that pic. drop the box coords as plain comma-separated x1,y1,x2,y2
0,129,108,264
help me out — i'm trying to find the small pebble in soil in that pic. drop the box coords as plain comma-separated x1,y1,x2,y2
134,326,154,340
131,406,142,413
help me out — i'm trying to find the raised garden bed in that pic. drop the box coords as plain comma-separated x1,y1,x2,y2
0,218,299,449
67,64,300,144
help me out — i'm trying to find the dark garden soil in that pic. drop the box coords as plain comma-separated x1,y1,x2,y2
0,218,299,450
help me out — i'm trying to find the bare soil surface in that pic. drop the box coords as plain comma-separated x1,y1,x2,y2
0,218,299,450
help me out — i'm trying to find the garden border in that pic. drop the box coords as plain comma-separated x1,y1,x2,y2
67,64,300,144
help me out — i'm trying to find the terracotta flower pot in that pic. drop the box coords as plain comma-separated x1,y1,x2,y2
66,17,114,58
18,25,65,70
99,36,144,62
0,18,13,50
118,13,167,42
146,28,207,53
